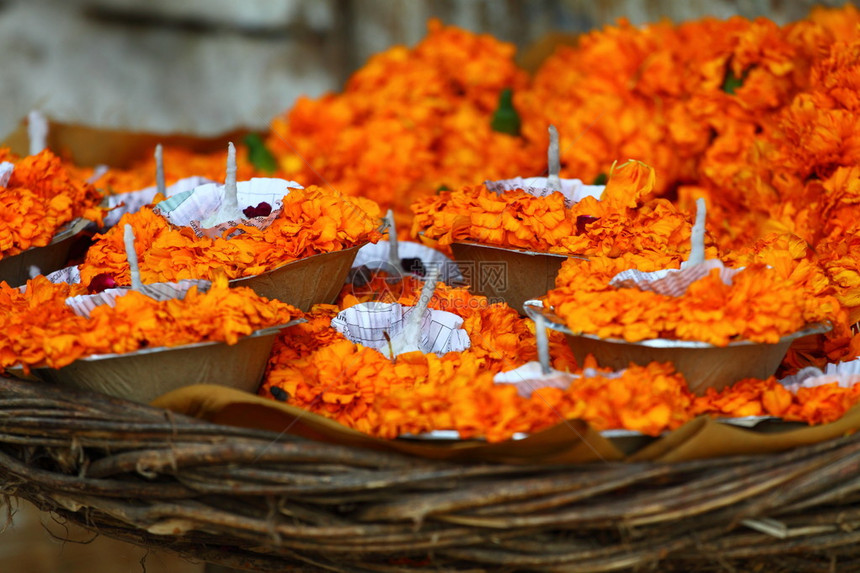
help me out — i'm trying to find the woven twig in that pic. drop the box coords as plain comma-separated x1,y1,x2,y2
1,376,858,572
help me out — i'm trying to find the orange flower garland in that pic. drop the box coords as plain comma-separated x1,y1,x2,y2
0,148,103,260
0,275,301,372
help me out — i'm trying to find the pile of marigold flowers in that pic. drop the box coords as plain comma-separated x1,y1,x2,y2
7,8,860,443
693,376,860,426
0,148,103,260
260,276,577,434
256,274,860,441
71,186,382,288
0,275,301,372
265,19,541,219
546,260,840,346
412,160,700,263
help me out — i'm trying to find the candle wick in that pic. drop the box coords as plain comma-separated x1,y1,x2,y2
411,267,438,324
382,331,394,361
28,110,48,156
534,313,552,375
390,267,439,356
155,144,166,196
688,197,707,265
386,209,400,270
124,224,144,292
546,125,562,195
224,142,238,212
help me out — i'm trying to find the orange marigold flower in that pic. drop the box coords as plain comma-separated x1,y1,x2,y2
547,261,833,346
0,275,301,372
412,161,697,262
75,186,381,288
694,376,860,426
0,148,104,260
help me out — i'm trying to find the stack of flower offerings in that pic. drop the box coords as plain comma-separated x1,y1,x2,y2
3,7,860,572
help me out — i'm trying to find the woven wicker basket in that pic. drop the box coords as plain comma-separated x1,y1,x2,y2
1,375,859,573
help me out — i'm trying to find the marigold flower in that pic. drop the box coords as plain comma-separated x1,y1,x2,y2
74,186,382,288
547,261,834,346
0,149,103,260
412,161,697,262
0,275,301,372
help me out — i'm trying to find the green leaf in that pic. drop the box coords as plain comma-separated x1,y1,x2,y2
592,173,608,186
244,133,278,174
722,68,745,95
491,88,521,136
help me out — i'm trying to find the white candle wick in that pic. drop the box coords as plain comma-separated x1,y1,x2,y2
28,110,48,156
386,209,400,270
155,144,166,197
224,142,238,213
124,224,144,291
546,125,561,195
411,267,438,326
389,267,439,356
534,313,551,375
688,197,707,266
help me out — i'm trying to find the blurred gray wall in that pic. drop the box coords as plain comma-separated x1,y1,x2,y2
0,0,847,138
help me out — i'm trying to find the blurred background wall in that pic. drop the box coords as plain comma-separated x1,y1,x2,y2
0,0,848,139
0,1,850,572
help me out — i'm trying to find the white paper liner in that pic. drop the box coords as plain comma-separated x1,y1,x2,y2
0,161,13,187
44,265,81,285
64,279,211,318
485,176,604,207
493,361,625,398
330,301,470,358
351,240,464,284
155,177,301,238
104,175,214,228
610,260,743,297
779,358,860,393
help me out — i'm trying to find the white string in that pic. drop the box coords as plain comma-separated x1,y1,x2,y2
123,224,143,291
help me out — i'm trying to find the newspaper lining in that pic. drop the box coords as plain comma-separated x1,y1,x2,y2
104,175,213,228
330,301,470,358
64,279,211,318
610,259,743,297
155,177,302,238
485,176,604,207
